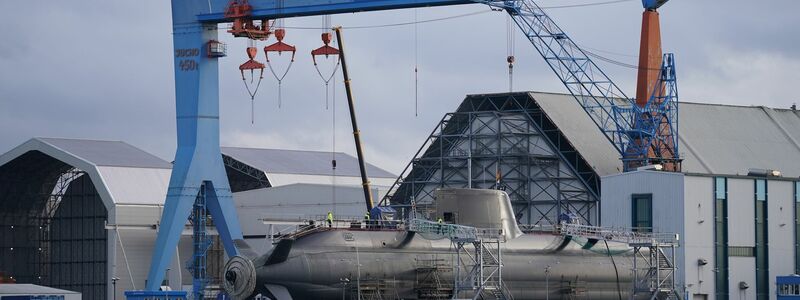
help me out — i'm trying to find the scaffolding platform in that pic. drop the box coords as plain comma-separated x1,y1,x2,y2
559,223,680,300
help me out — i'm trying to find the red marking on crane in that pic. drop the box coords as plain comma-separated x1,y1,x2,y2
635,10,663,108
225,0,271,40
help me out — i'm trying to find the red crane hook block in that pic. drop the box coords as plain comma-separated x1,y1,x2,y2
311,32,341,109
239,47,265,77
263,28,297,108
239,46,266,122
263,29,297,61
239,47,265,96
311,32,340,65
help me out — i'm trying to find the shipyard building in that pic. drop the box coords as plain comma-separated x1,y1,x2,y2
0,92,799,299
0,138,395,299
386,92,800,300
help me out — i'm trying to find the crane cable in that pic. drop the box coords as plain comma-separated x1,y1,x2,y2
242,39,264,123
269,0,634,31
313,15,341,110
604,240,623,300
331,74,337,216
266,0,295,108
506,14,515,92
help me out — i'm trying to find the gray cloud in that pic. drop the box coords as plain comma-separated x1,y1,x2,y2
1,0,798,174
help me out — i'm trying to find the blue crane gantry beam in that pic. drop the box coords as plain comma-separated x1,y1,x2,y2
149,0,678,293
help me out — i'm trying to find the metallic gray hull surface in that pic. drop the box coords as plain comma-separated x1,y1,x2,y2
243,229,636,299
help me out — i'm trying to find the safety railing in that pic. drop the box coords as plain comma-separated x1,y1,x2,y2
408,219,478,241
266,217,407,241
559,223,678,245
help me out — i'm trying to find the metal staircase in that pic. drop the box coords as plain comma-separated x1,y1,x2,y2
407,219,512,299
559,223,681,300
414,258,453,299
453,239,512,300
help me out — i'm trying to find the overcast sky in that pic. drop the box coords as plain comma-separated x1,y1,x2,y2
1,0,798,174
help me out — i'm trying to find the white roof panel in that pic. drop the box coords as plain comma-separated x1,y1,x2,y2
97,166,171,205
221,147,395,178
37,137,171,169
530,92,623,176
529,92,800,178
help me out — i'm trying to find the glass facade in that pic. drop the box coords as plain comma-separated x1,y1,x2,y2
632,194,653,232
714,177,729,300
755,179,768,300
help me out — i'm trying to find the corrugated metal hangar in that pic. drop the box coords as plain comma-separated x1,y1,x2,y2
0,138,395,299
1,91,799,299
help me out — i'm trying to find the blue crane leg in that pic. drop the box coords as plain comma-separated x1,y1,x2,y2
144,19,243,291
145,191,196,291
204,181,243,256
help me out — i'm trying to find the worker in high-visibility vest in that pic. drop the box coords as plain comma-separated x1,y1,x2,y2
364,212,370,220
436,217,444,235
326,211,334,228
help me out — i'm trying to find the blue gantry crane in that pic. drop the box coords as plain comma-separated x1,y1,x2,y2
134,0,679,298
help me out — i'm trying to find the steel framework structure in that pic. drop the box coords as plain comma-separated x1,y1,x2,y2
385,93,599,226
414,257,453,299
486,0,681,171
222,154,270,193
453,239,511,300
632,243,679,300
0,152,106,299
188,183,212,300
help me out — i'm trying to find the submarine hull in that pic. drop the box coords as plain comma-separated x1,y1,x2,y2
226,228,638,300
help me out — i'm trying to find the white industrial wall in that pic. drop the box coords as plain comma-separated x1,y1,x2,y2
726,178,756,299
768,180,795,298
110,204,194,297
266,173,396,189
600,170,687,295
682,175,715,298
603,173,798,300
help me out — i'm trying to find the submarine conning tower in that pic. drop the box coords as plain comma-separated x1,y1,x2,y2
430,188,524,240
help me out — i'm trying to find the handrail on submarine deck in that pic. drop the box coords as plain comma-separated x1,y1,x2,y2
266,217,407,242
264,216,509,243
558,223,679,245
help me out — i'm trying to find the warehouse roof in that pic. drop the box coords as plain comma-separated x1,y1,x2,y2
0,138,172,211
0,138,397,212
528,92,800,178
221,147,396,178
36,137,172,168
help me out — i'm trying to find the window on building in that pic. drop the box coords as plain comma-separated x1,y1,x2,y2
754,179,768,300
632,194,652,232
715,177,726,200
728,246,754,257
714,177,729,300
756,179,767,201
